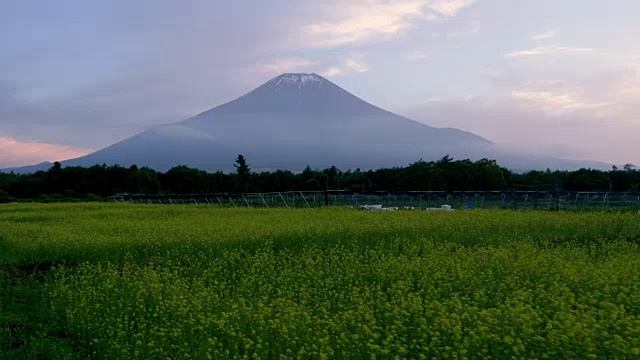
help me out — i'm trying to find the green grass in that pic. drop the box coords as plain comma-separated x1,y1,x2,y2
2,203,640,359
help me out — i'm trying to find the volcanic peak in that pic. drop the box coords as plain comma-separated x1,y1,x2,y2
271,73,325,89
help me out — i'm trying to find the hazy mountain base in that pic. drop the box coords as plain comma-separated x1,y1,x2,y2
2,130,609,175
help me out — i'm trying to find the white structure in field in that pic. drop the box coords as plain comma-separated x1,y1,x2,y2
359,204,453,211
360,204,395,211
425,205,454,211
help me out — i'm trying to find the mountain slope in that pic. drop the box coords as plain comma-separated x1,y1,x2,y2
1,162,53,174
59,73,495,172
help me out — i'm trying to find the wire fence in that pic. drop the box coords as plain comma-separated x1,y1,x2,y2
106,190,640,211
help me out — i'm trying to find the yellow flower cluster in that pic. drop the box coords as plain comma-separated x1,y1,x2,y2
2,204,640,358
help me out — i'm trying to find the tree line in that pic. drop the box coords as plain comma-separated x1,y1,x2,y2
0,155,638,203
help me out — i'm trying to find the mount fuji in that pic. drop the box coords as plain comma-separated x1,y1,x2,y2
5,73,609,173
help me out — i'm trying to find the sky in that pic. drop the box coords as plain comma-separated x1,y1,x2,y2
1,0,639,168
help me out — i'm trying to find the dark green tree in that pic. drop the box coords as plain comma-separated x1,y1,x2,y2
472,159,506,190
163,166,207,194
300,166,320,191
47,162,64,194
397,159,441,191
128,166,160,194
234,154,252,193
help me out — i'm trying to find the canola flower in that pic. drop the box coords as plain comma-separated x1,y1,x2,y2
2,204,640,359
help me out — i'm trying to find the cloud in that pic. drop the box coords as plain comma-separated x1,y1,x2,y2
531,30,557,40
506,59,640,119
614,61,640,102
401,56,640,166
322,59,369,77
505,46,602,58
0,136,92,168
304,1,425,47
405,51,430,62
511,91,612,113
304,0,477,48
322,67,347,77
0,1,309,151
446,16,480,46
261,59,321,73
0,77,185,149
426,0,478,16
343,59,369,73
401,97,639,165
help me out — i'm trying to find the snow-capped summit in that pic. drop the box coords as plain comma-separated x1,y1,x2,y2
207,72,378,115
272,73,325,89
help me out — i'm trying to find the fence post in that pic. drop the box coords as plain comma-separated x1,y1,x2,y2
279,192,289,208
299,192,310,208
259,194,269,208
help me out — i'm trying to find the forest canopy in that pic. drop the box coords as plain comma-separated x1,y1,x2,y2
0,156,638,202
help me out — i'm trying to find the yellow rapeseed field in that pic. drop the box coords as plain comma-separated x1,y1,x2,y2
2,203,640,359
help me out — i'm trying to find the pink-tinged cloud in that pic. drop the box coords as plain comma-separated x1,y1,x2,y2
531,30,557,40
303,0,477,48
505,46,602,58
304,1,425,47
0,136,92,168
